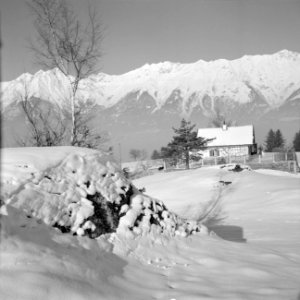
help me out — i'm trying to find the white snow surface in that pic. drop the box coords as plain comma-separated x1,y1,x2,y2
197,125,254,147
1,147,99,198
254,168,300,178
2,50,300,112
1,148,300,299
1,147,200,238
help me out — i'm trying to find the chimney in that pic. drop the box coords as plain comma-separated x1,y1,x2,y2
222,121,227,131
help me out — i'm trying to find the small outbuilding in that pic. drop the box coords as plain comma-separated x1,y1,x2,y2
197,123,257,158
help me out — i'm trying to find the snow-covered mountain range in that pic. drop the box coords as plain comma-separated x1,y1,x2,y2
2,49,300,111
2,50,300,159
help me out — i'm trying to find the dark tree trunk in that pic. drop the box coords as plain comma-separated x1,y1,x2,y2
185,149,190,169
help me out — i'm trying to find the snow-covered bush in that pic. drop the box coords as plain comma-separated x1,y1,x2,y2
5,150,204,238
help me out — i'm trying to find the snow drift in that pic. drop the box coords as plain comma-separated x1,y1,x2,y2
1,147,204,240
1,147,300,299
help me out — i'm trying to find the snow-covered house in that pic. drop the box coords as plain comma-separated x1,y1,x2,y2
197,124,257,158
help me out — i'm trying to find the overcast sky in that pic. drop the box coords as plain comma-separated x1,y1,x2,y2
1,0,300,81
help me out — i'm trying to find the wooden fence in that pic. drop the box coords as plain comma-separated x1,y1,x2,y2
122,152,299,176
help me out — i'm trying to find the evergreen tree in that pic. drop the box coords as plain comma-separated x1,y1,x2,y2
159,146,179,167
163,119,211,169
293,130,300,151
274,129,285,149
264,129,276,152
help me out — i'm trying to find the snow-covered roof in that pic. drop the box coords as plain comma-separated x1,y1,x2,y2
197,125,254,147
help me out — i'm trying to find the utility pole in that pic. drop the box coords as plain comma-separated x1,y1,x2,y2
0,16,2,148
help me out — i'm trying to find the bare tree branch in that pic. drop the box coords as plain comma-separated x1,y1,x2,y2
16,79,66,147
27,0,103,144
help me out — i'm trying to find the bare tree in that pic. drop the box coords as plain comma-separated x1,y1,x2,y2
71,104,110,150
17,82,109,149
16,80,66,146
129,149,147,161
129,149,142,161
140,149,148,161
27,0,103,144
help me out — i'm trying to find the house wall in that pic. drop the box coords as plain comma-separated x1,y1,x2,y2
200,145,250,158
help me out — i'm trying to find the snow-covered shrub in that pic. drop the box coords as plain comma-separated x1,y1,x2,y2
6,150,204,238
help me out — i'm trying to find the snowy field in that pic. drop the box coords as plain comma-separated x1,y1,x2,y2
1,147,300,300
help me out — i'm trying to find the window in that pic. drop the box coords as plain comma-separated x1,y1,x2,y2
209,149,219,157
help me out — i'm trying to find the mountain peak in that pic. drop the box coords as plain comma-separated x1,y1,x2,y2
276,49,299,59
1,50,300,112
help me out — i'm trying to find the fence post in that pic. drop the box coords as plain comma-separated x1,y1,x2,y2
201,159,204,167
214,157,217,165
243,156,246,164
259,155,261,164
294,161,297,173
285,152,288,161
163,159,167,171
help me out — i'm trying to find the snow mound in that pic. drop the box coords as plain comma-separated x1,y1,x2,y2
3,148,205,239
220,163,252,172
